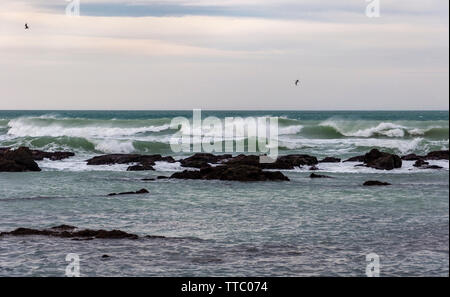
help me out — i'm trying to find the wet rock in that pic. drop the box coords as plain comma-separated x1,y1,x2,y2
30,150,75,161
101,254,110,258
309,166,319,171
0,226,139,240
363,149,402,170
225,154,318,169
51,225,77,231
424,150,449,160
108,188,149,196
86,154,175,166
126,163,155,171
319,157,341,163
180,153,232,169
423,165,443,170
401,153,424,161
171,164,289,182
343,155,365,162
413,159,429,167
363,180,392,186
0,147,41,172
157,176,168,179
310,173,332,178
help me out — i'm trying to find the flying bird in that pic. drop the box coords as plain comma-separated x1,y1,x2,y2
24,23,29,30
295,79,300,86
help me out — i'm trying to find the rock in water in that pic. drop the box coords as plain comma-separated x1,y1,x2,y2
363,180,392,186
108,188,149,196
171,164,289,181
310,173,332,178
319,157,341,163
363,149,402,170
0,147,41,172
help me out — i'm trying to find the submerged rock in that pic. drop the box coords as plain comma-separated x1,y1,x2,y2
319,157,341,163
310,173,332,178
171,164,289,181
0,147,41,172
413,159,429,167
126,163,155,171
0,226,139,240
363,180,392,186
107,188,149,196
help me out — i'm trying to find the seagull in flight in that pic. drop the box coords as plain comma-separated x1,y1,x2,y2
25,23,29,30
295,79,300,86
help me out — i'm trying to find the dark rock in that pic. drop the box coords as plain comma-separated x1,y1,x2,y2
30,150,75,161
86,154,175,166
157,176,168,179
424,150,449,160
0,226,139,240
225,154,318,169
101,254,110,258
343,155,365,162
363,149,402,170
50,225,77,231
413,159,429,167
0,147,41,172
363,180,392,186
309,166,319,171
171,164,289,182
319,157,341,163
108,188,149,196
423,165,443,170
401,153,424,161
126,163,155,171
310,173,332,178
180,153,232,169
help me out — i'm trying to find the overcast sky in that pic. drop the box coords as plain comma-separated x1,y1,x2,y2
0,0,448,110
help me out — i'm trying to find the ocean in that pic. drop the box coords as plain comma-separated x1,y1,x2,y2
0,110,448,276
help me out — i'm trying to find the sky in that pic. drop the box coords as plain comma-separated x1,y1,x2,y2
0,0,448,110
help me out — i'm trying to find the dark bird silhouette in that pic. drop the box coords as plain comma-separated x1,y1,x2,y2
295,79,300,86
25,23,29,30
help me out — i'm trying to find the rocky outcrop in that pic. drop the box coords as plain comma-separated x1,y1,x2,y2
0,225,139,240
319,157,341,163
424,150,449,160
0,147,74,161
363,149,402,170
30,150,75,161
107,188,149,196
401,153,423,161
363,180,391,186
180,153,232,169
224,154,318,170
171,164,289,181
0,147,41,172
87,154,175,165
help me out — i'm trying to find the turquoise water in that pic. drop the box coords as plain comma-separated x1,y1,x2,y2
0,110,448,276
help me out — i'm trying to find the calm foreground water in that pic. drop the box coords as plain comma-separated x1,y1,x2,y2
0,110,448,276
